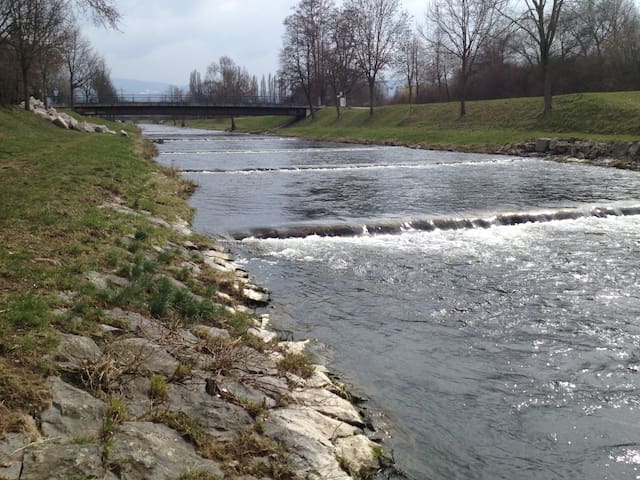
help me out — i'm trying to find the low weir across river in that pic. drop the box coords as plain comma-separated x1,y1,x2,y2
145,124,640,480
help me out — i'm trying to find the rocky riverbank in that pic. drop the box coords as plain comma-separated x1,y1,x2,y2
497,137,640,169
0,107,390,480
0,202,385,480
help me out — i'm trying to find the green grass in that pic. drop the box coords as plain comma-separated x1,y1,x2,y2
188,92,640,149
0,106,229,434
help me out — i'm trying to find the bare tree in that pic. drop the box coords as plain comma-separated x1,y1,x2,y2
279,0,334,118
72,0,119,28
204,56,254,99
426,0,505,117
0,0,17,42
506,0,565,116
421,23,453,101
566,0,636,57
90,56,116,102
62,26,99,107
325,5,359,117
345,0,408,116
395,25,421,110
7,0,68,110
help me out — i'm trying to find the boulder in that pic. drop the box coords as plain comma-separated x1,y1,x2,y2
291,388,363,426
335,434,379,475
54,333,103,372
40,376,107,439
51,115,69,129
248,327,278,343
242,287,270,305
0,433,31,480
94,125,109,133
85,270,109,289
108,337,179,377
107,422,224,480
106,308,170,341
535,138,551,153
75,121,96,133
264,407,355,480
167,378,253,440
21,442,105,480
215,377,277,409
120,129,129,137
57,112,78,129
33,109,50,121
610,142,630,157
193,324,231,340
203,249,234,262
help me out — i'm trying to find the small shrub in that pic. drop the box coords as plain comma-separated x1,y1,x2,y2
102,397,127,439
149,375,169,404
134,227,149,241
127,239,144,253
176,266,191,282
170,362,193,383
105,249,120,268
5,293,50,330
149,277,174,318
179,470,222,480
240,398,267,419
201,337,244,376
157,249,174,265
277,352,315,379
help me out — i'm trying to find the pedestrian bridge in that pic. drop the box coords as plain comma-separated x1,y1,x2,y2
73,95,309,120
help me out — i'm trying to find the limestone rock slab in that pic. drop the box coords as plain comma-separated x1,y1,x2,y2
108,422,224,480
108,337,179,377
264,408,352,480
167,380,253,441
0,433,30,480
40,376,106,439
54,333,103,372
291,388,363,426
21,442,105,480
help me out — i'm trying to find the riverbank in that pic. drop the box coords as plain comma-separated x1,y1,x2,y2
0,106,385,480
186,91,640,166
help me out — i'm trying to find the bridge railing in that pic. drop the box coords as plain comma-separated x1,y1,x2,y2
75,94,299,107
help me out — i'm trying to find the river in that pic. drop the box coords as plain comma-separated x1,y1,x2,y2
144,124,640,480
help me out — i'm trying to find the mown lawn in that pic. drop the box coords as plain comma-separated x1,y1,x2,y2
187,91,640,149
0,107,196,430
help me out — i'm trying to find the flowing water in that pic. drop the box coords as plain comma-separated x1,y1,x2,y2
144,125,640,480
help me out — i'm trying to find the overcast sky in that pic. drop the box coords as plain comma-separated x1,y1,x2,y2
84,0,427,87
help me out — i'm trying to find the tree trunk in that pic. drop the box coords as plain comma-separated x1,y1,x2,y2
22,65,30,111
368,78,375,117
542,60,552,116
459,73,467,117
69,76,75,109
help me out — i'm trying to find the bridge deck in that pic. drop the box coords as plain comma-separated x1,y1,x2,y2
73,102,309,119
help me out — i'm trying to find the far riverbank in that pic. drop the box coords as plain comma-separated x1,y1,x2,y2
184,91,640,169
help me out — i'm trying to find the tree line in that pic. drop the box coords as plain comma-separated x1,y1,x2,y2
278,0,640,117
185,57,286,104
0,0,119,109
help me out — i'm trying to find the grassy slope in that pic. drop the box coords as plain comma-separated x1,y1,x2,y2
188,92,640,149
0,107,200,430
